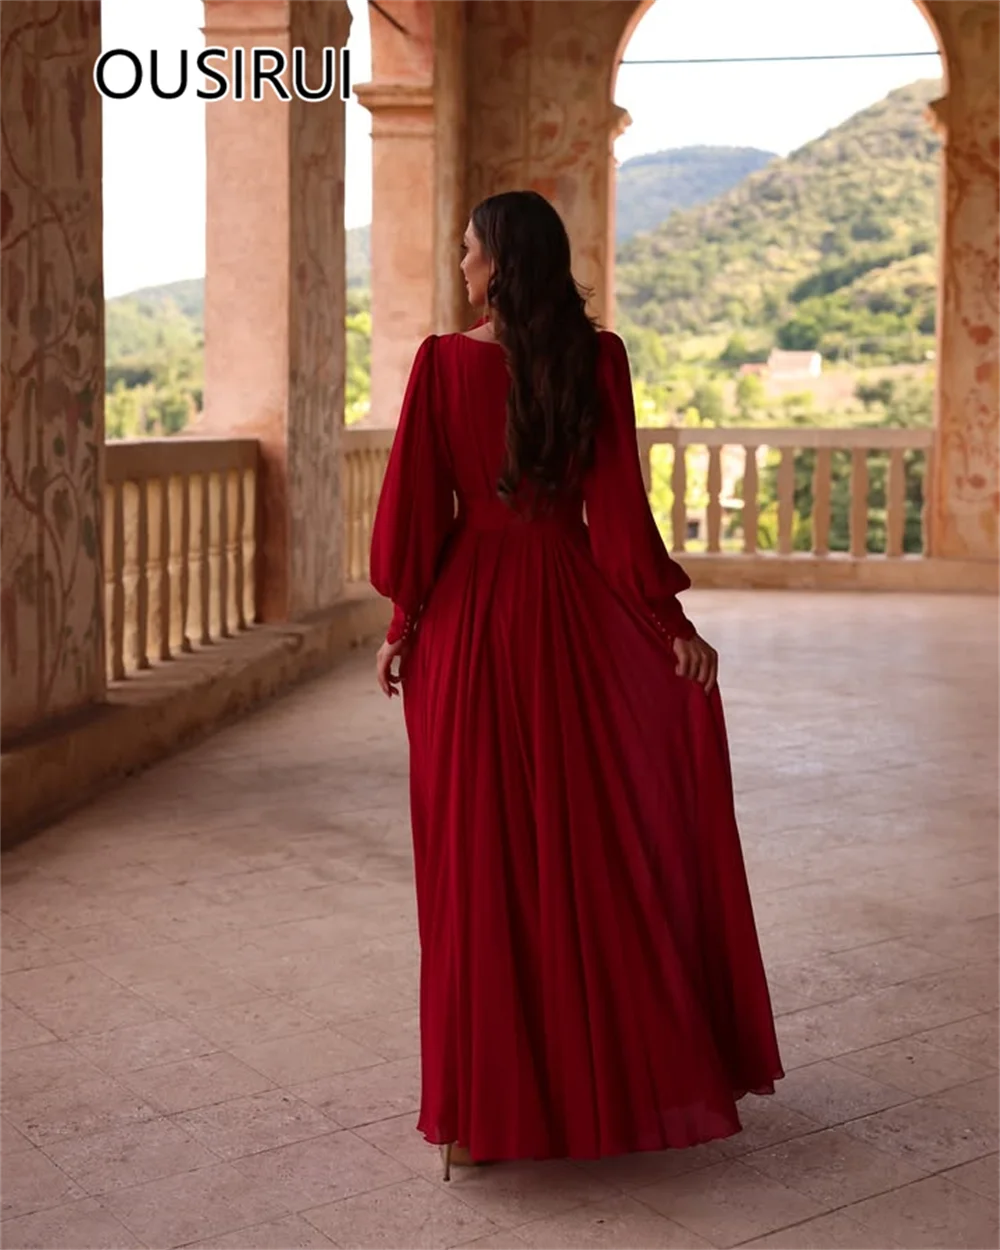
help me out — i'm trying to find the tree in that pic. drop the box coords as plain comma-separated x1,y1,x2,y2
106,382,145,440
881,377,934,428
719,333,755,367
345,305,372,425
778,392,817,427
855,377,896,409
777,314,822,351
105,292,204,439
150,387,192,435
735,373,766,419
689,381,725,426
618,323,674,384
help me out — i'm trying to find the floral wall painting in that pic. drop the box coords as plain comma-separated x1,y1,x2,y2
1,1,106,740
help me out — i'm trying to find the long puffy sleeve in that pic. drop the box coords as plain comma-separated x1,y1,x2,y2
584,332,696,642
370,336,456,644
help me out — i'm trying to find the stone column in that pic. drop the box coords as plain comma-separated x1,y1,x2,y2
1,1,106,742
353,80,435,426
201,0,351,621
433,1,469,334
604,103,633,327
923,0,999,563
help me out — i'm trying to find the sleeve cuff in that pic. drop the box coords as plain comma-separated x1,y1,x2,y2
649,598,697,642
386,603,416,645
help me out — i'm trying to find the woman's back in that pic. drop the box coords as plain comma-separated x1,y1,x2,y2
437,330,589,529
372,327,695,646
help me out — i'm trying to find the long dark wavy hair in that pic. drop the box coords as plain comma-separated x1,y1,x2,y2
470,191,601,508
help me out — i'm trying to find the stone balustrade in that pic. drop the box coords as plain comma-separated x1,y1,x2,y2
343,430,394,587
342,425,938,589
636,426,935,559
103,439,258,681
97,423,958,682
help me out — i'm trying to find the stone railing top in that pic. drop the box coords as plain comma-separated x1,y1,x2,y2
342,425,936,451
637,427,935,450
105,438,259,484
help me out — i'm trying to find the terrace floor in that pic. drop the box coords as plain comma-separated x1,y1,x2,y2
2,591,997,1249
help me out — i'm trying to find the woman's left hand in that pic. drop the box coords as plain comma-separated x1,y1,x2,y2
672,633,719,695
376,637,409,698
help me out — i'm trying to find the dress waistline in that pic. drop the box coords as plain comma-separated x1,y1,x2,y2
459,498,586,534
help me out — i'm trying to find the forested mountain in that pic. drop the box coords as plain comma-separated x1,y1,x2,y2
615,145,776,242
110,222,368,323
101,141,783,408
615,80,941,364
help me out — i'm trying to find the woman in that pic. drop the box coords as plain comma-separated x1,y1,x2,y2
370,190,783,1179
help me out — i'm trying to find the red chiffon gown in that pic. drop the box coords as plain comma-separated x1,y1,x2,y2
370,330,783,1162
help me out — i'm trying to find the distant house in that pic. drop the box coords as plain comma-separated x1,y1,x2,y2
767,349,822,379
737,362,768,378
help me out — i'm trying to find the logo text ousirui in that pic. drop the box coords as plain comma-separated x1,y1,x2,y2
93,47,351,102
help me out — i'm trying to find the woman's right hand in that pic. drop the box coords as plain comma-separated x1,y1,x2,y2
376,637,409,698
673,634,718,695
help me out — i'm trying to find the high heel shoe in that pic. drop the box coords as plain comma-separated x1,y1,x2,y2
440,1142,475,1181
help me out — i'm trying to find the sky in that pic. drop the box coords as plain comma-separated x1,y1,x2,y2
101,0,940,298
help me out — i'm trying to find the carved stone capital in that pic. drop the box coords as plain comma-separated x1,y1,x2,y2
353,81,434,138
610,102,632,141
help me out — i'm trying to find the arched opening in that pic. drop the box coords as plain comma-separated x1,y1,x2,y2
354,0,437,429
101,0,206,440
99,0,359,663
101,0,372,434
608,0,948,565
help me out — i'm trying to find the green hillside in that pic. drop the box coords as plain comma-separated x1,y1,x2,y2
104,286,204,437
615,146,776,242
113,225,368,328
616,80,941,364
103,139,798,363
112,277,205,328
104,274,371,435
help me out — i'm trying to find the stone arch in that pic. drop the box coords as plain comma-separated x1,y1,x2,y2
609,0,950,119
606,1,997,568
605,0,950,316
367,0,433,81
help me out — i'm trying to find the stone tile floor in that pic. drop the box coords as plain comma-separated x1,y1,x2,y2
2,591,997,1249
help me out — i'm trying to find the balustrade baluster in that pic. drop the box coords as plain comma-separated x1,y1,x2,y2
887,448,906,557
178,474,192,652
158,476,171,661
850,448,869,558
135,480,150,670
218,471,230,639
670,446,687,552
920,444,933,556
706,446,723,553
110,481,126,681
199,472,212,645
742,445,758,555
812,448,832,555
777,448,795,555
234,468,247,630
